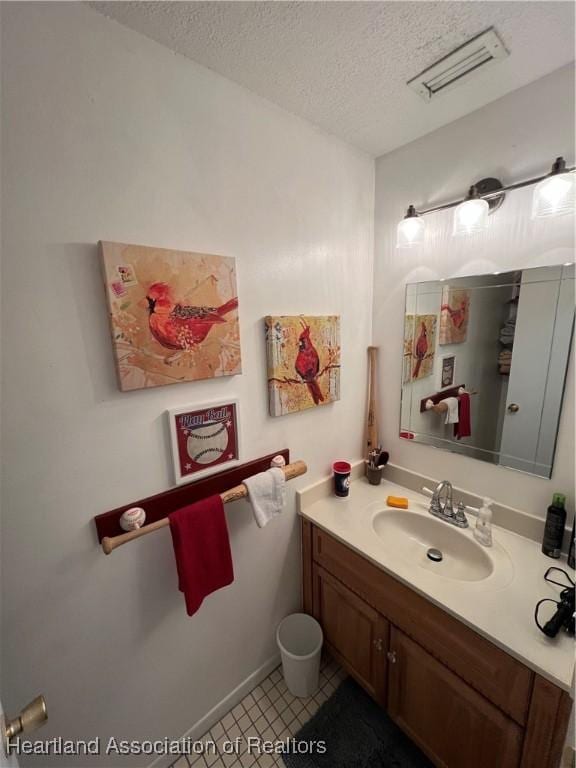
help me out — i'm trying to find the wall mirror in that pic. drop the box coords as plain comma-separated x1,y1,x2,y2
400,264,574,478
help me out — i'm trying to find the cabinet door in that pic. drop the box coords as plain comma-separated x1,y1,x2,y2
388,627,522,768
312,564,388,704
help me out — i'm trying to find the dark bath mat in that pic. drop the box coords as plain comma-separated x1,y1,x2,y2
282,677,433,768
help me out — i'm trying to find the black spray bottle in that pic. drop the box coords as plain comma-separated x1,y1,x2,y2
542,493,566,559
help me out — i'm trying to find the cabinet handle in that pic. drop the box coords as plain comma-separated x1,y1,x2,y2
507,403,520,413
373,638,383,652
387,650,397,663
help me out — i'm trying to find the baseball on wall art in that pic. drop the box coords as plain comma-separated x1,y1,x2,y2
168,400,240,485
100,241,241,392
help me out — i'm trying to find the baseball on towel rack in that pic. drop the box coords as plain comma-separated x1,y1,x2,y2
119,507,146,531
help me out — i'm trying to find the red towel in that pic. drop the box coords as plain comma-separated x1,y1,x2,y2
454,393,471,440
169,496,234,617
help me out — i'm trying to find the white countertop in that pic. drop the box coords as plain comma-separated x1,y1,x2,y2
298,474,575,692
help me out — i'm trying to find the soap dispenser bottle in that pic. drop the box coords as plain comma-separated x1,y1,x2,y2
474,497,493,547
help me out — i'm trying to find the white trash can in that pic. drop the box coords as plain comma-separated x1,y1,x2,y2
276,613,323,698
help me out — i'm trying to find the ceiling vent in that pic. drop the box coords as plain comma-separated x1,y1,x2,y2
407,28,509,102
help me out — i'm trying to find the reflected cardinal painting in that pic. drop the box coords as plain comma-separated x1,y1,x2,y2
410,314,437,381
439,286,470,345
101,242,241,391
403,314,415,384
265,316,340,416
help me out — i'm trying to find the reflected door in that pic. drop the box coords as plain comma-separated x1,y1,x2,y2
500,267,573,475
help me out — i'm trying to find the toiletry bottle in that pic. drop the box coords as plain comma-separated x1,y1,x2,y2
474,497,493,547
568,519,575,569
542,493,567,559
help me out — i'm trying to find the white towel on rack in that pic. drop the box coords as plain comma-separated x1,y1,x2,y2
442,397,459,425
244,468,286,528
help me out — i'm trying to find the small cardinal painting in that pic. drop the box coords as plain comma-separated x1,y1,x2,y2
439,286,470,345
403,314,415,384
411,314,437,381
101,242,241,391
265,315,340,416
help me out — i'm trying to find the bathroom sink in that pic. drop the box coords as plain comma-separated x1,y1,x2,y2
371,508,509,583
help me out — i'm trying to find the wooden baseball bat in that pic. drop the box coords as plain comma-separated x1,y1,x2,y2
366,346,379,457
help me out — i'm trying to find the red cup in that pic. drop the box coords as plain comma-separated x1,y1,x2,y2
333,460,352,497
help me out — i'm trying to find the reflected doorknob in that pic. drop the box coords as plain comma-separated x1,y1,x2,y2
2,695,48,755
507,403,520,413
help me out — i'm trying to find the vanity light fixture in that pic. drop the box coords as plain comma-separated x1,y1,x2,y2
453,185,489,236
397,156,574,245
396,205,425,248
532,157,576,219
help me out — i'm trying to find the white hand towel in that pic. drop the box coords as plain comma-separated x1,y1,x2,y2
443,397,459,425
244,467,286,528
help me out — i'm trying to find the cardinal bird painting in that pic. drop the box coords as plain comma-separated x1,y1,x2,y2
146,282,238,351
265,315,340,416
295,322,324,405
403,314,416,384
101,242,241,391
410,314,437,381
439,287,470,345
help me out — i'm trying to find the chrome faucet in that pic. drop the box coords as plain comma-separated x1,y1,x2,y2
429,480,468,528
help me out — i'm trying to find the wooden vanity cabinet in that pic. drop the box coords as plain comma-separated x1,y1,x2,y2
388,627,523,768
312,564,388,704
301,519,572,768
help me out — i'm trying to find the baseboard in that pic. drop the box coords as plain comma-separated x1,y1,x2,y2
148,653,280,768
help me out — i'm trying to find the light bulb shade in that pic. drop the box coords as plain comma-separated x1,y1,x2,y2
452,197,489,235
397,215,425,248
532,172,575,219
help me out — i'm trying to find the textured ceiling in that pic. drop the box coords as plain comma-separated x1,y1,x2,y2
90,1,575,156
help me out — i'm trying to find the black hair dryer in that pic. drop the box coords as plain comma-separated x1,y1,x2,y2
534,567,575,638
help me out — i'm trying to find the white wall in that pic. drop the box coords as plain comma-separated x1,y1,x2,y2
374,64,575,521
0,3,373,764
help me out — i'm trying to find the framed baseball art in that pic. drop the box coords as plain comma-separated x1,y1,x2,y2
167,400,241,485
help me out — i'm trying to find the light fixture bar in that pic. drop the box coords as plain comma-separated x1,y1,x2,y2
413,163,575,217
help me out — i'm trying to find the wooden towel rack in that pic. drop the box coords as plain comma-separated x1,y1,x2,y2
97,456,307,555
419,384,478,413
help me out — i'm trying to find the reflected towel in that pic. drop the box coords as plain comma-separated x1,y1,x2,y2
244,467,286,528
169,496,234,617
442,397,459,425
499,319,516,345
454,393,471,440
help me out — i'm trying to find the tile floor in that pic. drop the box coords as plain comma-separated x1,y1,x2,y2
169,656,345,768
